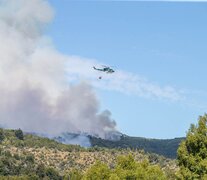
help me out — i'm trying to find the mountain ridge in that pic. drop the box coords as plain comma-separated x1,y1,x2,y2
88,134,184,159
48,131,184,159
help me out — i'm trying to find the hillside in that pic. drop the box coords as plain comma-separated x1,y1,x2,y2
52,132,184,159
89,135,184,159
0,128,178,179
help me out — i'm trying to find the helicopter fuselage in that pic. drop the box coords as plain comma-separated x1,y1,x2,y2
93,66,115,73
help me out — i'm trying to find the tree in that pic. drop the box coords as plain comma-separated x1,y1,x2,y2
15,129,24,140
64,169,83,180
84,161,111,180
45,167,61,180
115,155,166,180
177,114,207,179
84,154,167,180
115,154,138,179
0,129,4,143
36,164,46,178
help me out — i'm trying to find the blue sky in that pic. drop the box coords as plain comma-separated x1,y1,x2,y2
47,0,207,139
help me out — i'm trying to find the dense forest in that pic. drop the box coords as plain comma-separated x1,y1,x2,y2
90,135,184,159
0,114,207,179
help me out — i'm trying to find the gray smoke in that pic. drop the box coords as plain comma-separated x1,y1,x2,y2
54,133,91,147
0,0,118,140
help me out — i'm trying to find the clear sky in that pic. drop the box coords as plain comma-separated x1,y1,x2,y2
47,0,207,139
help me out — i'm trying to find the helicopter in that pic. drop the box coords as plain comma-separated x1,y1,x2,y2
93,65,115,73
93,65,115,80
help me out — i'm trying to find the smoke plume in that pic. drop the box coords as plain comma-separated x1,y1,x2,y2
0,0,118,139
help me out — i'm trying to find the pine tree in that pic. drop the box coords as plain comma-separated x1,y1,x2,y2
177,114,207,179
15,129,24,140
0,129,4,142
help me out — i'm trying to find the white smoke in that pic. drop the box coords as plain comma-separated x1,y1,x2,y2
0,0,118,139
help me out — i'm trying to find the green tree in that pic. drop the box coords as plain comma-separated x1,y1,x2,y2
45,167,61,180
109,173,120,180
64,169,83,180
0,129,4,143
177,114,207,179
115,155,166,180
36,164,46,178
83,154,167,180
84,161,111,180
115,154,138,179
15,129,24,140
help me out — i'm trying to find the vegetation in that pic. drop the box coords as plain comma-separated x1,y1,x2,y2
1,114,206,179
90,135,184,158
84,154,167,180
0,128,4,142
177,114,207,179
0,128,177,179
15,129,24,140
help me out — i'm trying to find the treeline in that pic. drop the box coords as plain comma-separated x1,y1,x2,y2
90,134,184,159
